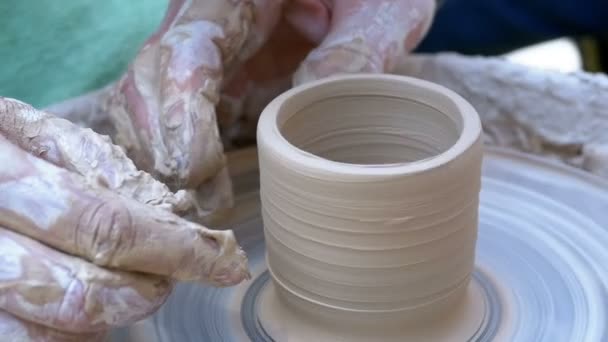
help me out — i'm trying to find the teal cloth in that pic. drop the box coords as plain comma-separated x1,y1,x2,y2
0,0,168,107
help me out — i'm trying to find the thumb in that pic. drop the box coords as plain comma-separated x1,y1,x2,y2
293,0,435,85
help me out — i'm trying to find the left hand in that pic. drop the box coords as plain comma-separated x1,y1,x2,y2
0,97,250,341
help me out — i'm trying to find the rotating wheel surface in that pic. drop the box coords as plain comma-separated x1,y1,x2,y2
114,148,608,342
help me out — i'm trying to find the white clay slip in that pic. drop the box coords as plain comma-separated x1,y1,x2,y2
256,74,484,339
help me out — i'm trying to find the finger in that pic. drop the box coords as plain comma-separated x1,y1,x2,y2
0,97,193,215
292,0,436,85
0,135,249,285
102,0,194,177
283,0,331,45
218,4,318,144
0,227,171,333
150,0,284,222
157,18,228,189
0,311,106,342
109,0,284,193
113,0,257,191
156,0,288,188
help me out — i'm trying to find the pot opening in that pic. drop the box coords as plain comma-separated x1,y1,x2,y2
279,94,462,165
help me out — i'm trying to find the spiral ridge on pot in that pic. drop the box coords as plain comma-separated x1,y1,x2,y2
257,75,483,321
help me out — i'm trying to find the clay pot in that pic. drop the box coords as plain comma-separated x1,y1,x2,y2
256,74,483,326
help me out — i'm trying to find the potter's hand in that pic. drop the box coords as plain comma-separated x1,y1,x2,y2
103,0,435,196
0,97,249,341
219,0,437,145
289,0,436,84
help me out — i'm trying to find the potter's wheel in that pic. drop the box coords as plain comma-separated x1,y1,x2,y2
115,147,608,342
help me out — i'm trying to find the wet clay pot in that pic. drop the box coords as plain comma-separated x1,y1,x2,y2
256,74,483,329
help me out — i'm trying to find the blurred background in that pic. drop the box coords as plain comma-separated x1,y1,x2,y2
0,0,603,108
505,38,581,72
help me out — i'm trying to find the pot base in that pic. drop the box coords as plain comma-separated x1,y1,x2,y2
254,271,494,341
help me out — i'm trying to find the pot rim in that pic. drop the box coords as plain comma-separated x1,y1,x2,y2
257,74,482,178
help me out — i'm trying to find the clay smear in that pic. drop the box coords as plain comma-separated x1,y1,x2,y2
105,0,255,190
0,97,192,214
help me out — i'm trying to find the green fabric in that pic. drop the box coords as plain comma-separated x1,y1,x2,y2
0,0,168,107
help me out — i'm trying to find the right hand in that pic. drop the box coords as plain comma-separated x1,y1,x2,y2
0,97,249,341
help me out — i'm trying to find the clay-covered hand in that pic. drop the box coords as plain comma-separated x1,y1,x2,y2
103,0,435,206
0,97,249,341
220,0,437,145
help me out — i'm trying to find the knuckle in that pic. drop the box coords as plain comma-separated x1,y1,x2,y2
80,199,135,266
54,277,91,331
